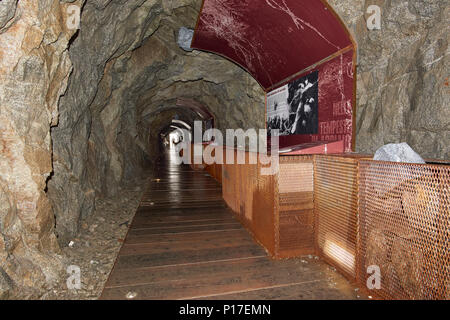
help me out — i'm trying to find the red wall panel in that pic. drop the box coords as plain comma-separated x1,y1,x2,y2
275,49,355,152
192,0,353,90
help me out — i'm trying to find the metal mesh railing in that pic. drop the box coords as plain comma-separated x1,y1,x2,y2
190,145,449,299
222,149,316,257
358,160,449,300
221,148,277,254
277,155,315,257
314,155,370,280
204,146,222,183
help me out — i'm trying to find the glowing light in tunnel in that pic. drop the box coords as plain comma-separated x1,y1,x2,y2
172,119,191,130
169,130,182,149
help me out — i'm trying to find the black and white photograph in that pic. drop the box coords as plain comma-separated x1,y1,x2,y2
267,71,319,136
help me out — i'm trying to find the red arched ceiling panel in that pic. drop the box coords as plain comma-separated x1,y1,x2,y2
191,0,353,90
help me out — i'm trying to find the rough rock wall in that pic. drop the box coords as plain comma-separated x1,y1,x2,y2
48,0,264,245
328,0,449,159
0,0,264,298
0,0,81,298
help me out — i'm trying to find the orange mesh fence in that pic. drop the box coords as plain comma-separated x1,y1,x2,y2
222,148,277,255
204,146,223,184
222,159,238,212
277,155,315,258
221,150,315,258
253,159,277,255
314,154,371,280
358,160,449,300
188,143,449,299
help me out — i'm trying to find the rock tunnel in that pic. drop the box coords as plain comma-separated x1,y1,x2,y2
0,0,448,300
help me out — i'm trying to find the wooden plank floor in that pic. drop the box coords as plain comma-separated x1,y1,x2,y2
101,150,361,300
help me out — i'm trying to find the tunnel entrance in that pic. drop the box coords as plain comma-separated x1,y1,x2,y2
152,98,216,161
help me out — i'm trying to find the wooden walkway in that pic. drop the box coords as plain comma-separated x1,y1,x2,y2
101,150,361,300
